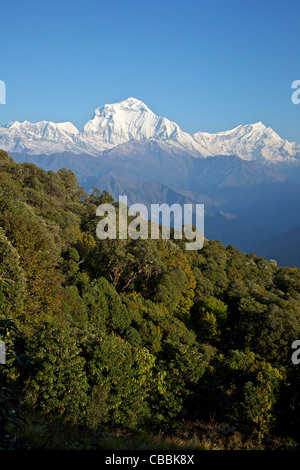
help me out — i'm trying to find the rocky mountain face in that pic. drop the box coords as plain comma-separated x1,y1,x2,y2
2,97,300,165
3,97,300,266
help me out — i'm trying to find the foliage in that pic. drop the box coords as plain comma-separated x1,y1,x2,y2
0,150,300,448
22,321,88,424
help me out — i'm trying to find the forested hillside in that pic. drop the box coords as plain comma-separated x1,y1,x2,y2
1,149,300,450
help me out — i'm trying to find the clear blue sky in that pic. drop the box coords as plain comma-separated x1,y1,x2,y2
1,0,300,142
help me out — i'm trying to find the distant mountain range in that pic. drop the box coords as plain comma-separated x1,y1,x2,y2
2,97,300,165
2,97,300,267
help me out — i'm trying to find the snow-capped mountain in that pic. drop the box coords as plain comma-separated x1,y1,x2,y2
1,97,300,165
193,122,300,165
79,97,210,156
0,120,81,155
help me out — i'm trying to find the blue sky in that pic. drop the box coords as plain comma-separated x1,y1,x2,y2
1,0,300,142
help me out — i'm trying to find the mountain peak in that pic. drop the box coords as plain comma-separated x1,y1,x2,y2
93,97,151,117
121,97,147,106
250,121,267,130
1,99,300,164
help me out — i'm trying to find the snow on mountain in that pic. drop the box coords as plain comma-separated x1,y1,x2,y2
193,122,300,165
1,97,300,165
0,120,80,155
79,97,211,156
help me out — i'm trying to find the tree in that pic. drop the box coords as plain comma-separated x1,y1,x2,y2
191,296,228,343
0,227,25,317
81,329,159,429
23,321,88,424
154,251,196,320
213,350,284,439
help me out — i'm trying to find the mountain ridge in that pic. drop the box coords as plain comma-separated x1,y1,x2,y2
2,97,300,165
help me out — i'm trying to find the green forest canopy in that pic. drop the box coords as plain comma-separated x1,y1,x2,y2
0,149,300,449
